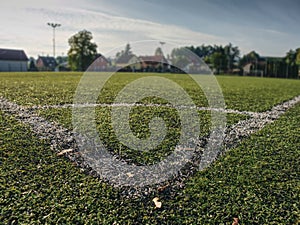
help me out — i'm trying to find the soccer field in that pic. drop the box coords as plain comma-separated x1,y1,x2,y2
1,72,299,224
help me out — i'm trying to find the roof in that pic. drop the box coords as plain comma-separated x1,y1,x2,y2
94,54,109,63
0,48,28,61
115,54,136,64
90,56,110,68
139,55,167,63
38,56,57,67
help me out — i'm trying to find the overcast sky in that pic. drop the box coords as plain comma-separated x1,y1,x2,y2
1,0,299,57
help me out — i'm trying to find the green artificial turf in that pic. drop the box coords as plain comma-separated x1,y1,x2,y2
218,76,300,111
0,72,299,112
1,72,299,224
1,97,299,224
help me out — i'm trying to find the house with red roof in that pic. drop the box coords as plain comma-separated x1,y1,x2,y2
88,54,110,71
139,55,168,72
36,56,57,71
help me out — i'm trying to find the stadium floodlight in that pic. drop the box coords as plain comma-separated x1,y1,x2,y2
47,23,61,58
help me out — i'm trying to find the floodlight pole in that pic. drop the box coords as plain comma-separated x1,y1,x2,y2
47,22,61,58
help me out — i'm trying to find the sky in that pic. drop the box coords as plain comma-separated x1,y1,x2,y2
0,0,299,58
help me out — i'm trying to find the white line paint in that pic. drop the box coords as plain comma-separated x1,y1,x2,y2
1,95,300,191
28,102,261,117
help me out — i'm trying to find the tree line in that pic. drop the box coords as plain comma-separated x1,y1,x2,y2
64,30,300,78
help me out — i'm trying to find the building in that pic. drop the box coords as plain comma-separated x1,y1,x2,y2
0,48,28,72
139,55,168,72
115,54,140,72
88,54,110,71
36,56,57,71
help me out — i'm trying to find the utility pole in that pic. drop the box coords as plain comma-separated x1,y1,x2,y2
47,22,61,58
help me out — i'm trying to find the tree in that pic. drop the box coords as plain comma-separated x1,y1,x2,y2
170,47,190,70
284,49,299,78
28,57,37,71
186,44,239,73
210,52,228,74
186,44,214,58
124,43,132,55
56,55,68,65
115,43,133,60
296,48,300,67
68,30,97,71
155,47,163,56
285,50,295,76
297,49,300,78
239,51,260,67
224,43,240,72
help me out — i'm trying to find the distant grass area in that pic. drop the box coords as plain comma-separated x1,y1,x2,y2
1,102,299,224
0,72,299,111
218,75,300,111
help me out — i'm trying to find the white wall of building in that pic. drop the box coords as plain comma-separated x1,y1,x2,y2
0,60,28,72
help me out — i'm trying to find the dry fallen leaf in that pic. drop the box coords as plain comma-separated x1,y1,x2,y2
232,217,239,225
157,184,169,192
153,197,162,208
57,148,73,156
126,172,134,177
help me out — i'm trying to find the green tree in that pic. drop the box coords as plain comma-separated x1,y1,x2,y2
239,51,260,67
210,52,228,74
186,45,214,58
28,57,37,71
56,56,68,65
285,49,299,78
296,48,300,66
68,30,97,71
115,43,133,59
224,43,240,71
155,47,163,56
186,44,240,73
170,47,190,69
124,43,132,55
285,50,296,65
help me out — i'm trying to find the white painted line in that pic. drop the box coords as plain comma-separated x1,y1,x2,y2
28,102,261,117
1,94,300,193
